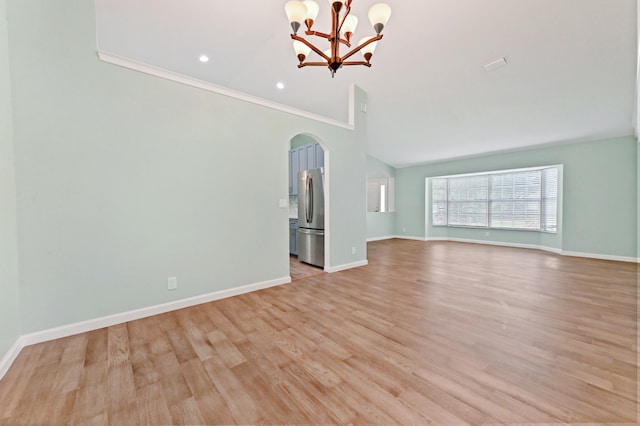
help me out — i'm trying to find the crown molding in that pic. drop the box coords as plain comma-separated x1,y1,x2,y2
97,51,355,131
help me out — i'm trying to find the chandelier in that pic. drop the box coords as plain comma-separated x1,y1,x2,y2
284,0,392,77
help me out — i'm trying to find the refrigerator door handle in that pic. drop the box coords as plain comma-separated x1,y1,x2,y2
308,175,313,224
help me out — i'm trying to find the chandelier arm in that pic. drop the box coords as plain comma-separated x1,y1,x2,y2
305,30,351,47
340,34,383,62
304,30,331,40
291,34,330,61
341,61,372,67
297,62,329,68
336,5,351,34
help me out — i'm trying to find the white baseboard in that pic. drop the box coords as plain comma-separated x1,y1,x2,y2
366,235,431,242
325,260,368,273
432,237,558,252
390,235,428,241
366,235,395,242
0,276,291,381
373,236,637,263
537,246,564,255
21,276,291,347
0,336,24,382
561,251,639,263
436,238,637,261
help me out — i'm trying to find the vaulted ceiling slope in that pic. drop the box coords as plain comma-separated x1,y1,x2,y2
95,0,637,167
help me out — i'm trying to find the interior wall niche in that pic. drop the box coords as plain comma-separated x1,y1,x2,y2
367,177,395,213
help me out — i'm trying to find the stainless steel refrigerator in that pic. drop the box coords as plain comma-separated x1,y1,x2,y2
297,168,325,267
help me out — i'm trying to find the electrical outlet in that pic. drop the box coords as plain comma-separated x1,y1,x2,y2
168,277,177,291
485,231,490,236
402,227,406,233
352,246,356,255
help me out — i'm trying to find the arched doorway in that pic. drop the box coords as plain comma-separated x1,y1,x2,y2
288,133,328,280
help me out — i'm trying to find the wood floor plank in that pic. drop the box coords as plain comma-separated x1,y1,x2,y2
0,344,44,421
330,381,398,424
193,390,236,425
180,357,216,399
164,324,199,364
107,324,130,367
201,304,247,345
398,387,470,425
106,363,136,414
148,351,193,408
0,239,637,425
276,363,341,424
136,382,174,425
130,343,160,389
289,255,325,281
69,382,107,425
10,362,60,425
207,329,247,368
231,360,305,424
176,307,218,362
168,396,206,425
202,353,259,424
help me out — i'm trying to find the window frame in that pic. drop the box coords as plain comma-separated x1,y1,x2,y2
431,165,559,234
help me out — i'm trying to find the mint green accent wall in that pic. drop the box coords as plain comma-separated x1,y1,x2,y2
367,155,396,178
8,0,367,334
366,155,396,239
290,134,317,149
0,0,21,357
396,136,637,258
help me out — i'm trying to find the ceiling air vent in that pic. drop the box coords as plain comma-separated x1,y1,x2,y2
483,57,508,72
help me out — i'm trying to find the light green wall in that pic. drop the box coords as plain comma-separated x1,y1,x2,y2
0,0,21,357
8,0,368,334
396,136,637,258
366,155,396,239
290,134,317,150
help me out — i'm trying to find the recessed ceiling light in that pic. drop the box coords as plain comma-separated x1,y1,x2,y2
199,55,209,63
276,82,285,90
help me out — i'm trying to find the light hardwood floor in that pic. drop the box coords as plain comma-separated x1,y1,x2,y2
0,240,637,425
290,255,325,281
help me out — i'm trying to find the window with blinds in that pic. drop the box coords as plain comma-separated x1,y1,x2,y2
448,175,489,227
431,166,559,233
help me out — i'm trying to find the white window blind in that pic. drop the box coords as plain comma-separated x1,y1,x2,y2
541,167,558,232
431,166,559,233
490,170,541,230
431,178,447,226
447,175,488,227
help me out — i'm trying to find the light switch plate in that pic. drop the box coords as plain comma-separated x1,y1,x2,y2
279,199,288,208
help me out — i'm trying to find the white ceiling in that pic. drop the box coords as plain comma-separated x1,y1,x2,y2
95,0,637,168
